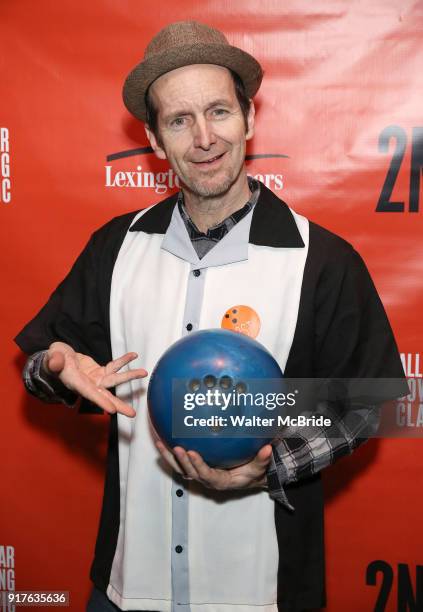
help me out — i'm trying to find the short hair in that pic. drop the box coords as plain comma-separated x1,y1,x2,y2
145,69,251,142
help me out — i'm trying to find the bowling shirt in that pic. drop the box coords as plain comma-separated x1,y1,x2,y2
15,182,406,612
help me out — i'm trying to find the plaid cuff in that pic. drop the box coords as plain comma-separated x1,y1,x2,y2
267,450,295,511
23,351,78,407
266,401,380,511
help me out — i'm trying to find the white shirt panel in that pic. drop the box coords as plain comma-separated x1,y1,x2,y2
109,229,190,610
107,207,309,611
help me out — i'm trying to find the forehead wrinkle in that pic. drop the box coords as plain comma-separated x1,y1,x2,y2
150,65,237,121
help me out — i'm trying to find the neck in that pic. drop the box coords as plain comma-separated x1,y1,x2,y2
182,171,251,233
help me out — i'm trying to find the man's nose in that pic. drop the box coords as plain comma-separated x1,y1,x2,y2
192,117,217,149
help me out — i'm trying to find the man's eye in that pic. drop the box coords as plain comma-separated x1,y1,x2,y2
170,117,187,128
212,108,229,118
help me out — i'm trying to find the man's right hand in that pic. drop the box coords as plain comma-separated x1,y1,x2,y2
43,342,147,417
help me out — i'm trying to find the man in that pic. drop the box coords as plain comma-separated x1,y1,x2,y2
15,21,406,612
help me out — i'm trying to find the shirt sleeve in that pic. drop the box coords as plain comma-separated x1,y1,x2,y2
23,350,78,407
14,226,116,414
266,401,379,510
266,243,408,510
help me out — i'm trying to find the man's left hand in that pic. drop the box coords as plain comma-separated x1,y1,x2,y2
155,441,272,490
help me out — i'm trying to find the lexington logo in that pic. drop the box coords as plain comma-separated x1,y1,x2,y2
105,146,288,195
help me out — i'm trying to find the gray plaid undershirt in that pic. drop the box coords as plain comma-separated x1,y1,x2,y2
178,176,260,259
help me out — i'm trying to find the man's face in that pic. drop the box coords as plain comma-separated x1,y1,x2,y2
146,64,255,198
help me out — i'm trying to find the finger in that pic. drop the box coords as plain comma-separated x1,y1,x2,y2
173,447,201,480
74,381,118,413
99,388,137,417
227,445,271,483
240,444,272,477
155,440,184,475
105,352,139,374
103,368,148,388
156,441,191,478
187,451,230,488
255,444,273,464
186,451,214,479
45,351,66,375
71,376,136,417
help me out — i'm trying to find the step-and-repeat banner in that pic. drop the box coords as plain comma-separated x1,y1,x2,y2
1,1,422,610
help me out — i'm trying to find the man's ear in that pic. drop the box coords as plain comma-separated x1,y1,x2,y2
246,101,255,141
145,125,167,160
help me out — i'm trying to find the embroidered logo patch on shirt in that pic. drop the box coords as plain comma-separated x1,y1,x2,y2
221,305,261,338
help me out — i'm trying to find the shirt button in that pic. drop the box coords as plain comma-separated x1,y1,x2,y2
186,323,193,331
193,269,201,277
176,489,184,497
175,545,183,553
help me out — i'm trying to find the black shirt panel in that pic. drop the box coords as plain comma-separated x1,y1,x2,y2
285,221,406,389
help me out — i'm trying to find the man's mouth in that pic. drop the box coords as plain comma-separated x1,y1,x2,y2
192,153,225,166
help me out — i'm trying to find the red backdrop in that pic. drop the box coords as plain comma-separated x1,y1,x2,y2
1,1,422,610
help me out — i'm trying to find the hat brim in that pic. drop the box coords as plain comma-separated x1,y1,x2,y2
122,43,263,123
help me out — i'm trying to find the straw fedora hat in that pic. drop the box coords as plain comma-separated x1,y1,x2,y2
122,21,263,123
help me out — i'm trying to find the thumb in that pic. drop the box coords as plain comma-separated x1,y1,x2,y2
255,444,273,465
45,351,66,375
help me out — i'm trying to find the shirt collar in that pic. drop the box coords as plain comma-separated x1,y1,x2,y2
177,178,260,260
129,179,305,249
177,177,260,238
160,202,253,268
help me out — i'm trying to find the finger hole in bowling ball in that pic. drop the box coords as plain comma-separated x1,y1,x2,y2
235,381,247,394
203,375,217,388
219,376,232,389
188,378,201,392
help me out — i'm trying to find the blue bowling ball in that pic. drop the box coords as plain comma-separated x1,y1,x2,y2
147,329,284,468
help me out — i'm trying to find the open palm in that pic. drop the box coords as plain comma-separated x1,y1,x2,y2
44,341,147,417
